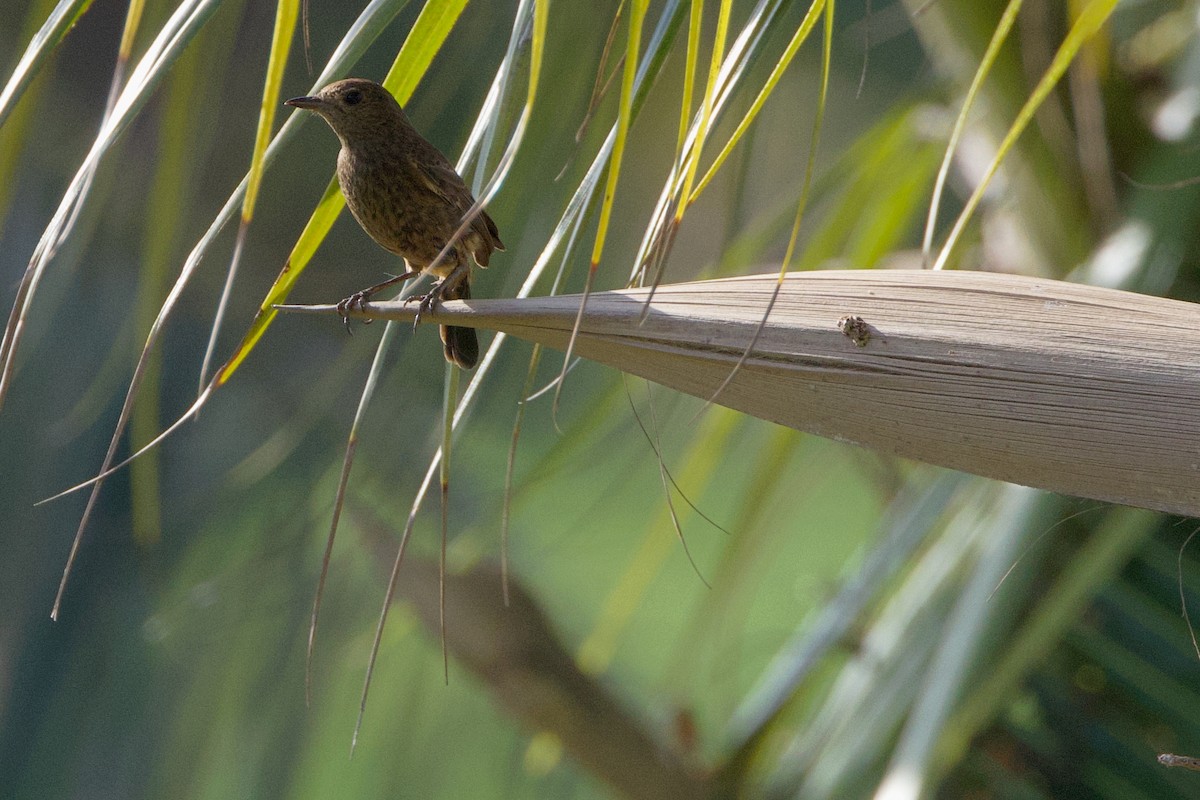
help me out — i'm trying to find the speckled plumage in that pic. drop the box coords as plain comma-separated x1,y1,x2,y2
286,78,503,369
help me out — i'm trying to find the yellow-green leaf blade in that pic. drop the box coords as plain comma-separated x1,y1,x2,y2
933,0,1120,271
243,0,300,222
690,0,826,203
589,0,647,268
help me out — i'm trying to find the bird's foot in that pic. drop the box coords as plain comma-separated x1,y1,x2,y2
336,289,376,334
335,269,422,333
404,285,446,328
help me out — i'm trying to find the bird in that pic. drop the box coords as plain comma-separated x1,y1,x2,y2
285,78,504,369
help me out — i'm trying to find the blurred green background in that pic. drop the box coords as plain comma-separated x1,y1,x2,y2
4,1,1200,798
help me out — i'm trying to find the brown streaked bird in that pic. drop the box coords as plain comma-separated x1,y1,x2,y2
285,78,504,369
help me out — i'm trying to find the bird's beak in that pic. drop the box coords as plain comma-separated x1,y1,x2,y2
285,95,325,110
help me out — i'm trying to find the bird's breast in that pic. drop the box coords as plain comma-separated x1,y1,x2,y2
337,145,463,270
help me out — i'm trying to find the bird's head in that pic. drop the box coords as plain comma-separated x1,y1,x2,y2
285,78,405,140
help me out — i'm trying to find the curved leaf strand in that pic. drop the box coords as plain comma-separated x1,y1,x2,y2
550,0,644,422
575,0,627,146
701,0,833,411
629,0,788,289
197,0,299,389
305,296,415,706
932,0,1120,271
357,0,717,747
352,0,546,746
675,0,732,223
39,0,414,616
51,0,148,261
676,0,703,160
690,0,827,203
920,0,1022,267
0,0,95,132
0,0,221,414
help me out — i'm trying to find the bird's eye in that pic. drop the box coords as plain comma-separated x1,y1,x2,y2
343,89,363,106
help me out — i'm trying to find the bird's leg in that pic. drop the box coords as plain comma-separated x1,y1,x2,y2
336,268,421,332
410,262,470,328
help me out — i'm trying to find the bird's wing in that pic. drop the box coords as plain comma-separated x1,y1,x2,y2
411,158,470,207
480,209,504,251
412,159,505,255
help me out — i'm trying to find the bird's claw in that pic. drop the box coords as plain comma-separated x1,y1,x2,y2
403,289,443,329
336,290,375,334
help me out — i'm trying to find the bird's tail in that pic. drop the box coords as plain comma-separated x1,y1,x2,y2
439,280,479,370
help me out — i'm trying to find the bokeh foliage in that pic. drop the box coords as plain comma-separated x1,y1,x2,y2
3,1,1200,798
